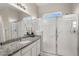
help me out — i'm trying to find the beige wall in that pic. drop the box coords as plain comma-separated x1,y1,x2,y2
26,3,38,18
72,3,79,14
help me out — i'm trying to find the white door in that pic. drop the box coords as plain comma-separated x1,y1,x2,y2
57,14,78,56
42,17,57,54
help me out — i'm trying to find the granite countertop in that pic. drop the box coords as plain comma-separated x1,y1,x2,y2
0,35,41,56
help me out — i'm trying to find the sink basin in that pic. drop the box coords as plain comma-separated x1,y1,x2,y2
19,40,31,44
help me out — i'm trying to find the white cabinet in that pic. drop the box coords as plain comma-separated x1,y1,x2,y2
31,41,37,56
32,45,37,56
22,39,40,56
21,43,32,56
36,39,40,56
32,39,40,56
22,50,32,56
12,39,40,56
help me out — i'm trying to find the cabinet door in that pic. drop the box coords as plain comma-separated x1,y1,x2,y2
22,45,32,55
36,39,40,56
32,45,37,56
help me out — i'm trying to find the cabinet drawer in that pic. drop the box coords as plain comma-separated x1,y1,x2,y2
22,49,32,56
31,40,37,46
22,45,31,55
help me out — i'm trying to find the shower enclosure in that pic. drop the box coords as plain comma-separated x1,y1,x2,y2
40,14,79,56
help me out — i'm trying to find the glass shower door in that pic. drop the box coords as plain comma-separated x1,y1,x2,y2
41,16,57,54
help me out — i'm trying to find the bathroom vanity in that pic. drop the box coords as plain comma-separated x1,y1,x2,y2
0,35,41,56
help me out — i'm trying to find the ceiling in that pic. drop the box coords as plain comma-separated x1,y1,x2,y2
36,3,54,7
36,3,73,8
35,3,73,17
